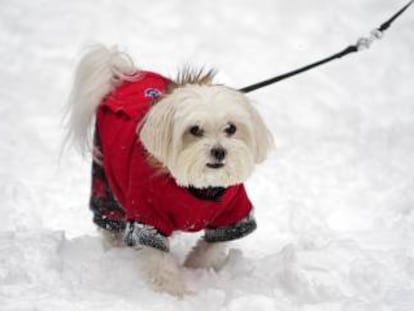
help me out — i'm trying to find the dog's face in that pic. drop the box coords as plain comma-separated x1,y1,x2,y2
139,84,273,188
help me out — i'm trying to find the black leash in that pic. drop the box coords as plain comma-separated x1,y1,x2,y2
239,0,413,93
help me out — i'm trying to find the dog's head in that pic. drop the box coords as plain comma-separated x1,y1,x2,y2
139,70,273,188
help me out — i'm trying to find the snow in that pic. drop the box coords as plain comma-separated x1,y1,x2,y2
1,0,414,310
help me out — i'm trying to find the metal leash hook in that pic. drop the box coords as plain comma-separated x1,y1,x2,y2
239,0,413,93
356,29,384,51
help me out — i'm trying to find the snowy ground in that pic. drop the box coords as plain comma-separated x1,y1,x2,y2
1,0,414,310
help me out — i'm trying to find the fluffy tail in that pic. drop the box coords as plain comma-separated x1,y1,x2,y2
65,45,139,154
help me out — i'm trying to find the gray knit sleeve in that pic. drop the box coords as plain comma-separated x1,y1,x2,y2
123,221,169,252
204,212,257,243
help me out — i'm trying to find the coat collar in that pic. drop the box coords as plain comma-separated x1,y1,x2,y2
186,186,226,201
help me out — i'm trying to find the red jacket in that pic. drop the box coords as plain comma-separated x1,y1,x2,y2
93,71,254,240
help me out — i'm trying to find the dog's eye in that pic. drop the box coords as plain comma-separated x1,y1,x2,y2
224,123,237,136
189,125,204,137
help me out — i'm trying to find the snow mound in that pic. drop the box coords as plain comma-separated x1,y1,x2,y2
1,229,413,310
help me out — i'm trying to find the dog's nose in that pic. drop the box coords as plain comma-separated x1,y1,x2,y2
211,147,227,161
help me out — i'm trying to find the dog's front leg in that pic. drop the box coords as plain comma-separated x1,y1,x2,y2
184,240,228,271
140,246,188,296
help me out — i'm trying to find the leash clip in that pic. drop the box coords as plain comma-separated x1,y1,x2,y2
356,29,384,51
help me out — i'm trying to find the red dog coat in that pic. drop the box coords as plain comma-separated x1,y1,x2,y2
90,71,256,251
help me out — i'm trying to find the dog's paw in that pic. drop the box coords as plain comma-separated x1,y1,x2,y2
140,247,190,297
147,267,189,297
184,240,228,271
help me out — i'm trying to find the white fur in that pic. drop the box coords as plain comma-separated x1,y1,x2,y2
139,85,274,188
99,230,188,295
99,228,125,250
66,45,138,154
184,240,228,271
139,246,188,296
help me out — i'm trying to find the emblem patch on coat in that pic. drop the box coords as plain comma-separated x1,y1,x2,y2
144,88,162,98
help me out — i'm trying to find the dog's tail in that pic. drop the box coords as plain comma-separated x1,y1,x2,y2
65,45,139,154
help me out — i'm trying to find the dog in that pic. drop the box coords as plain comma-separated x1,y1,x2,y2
66,46,274,296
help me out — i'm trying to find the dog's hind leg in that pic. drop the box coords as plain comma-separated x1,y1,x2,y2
99,228,124,250
90,129,127,251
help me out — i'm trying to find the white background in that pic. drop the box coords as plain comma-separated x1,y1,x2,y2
1,0,413,310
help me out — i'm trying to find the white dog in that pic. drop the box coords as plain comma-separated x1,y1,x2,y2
66,46,273,296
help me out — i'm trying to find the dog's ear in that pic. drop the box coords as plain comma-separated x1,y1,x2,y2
247,104,274,163
139,98,175,164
